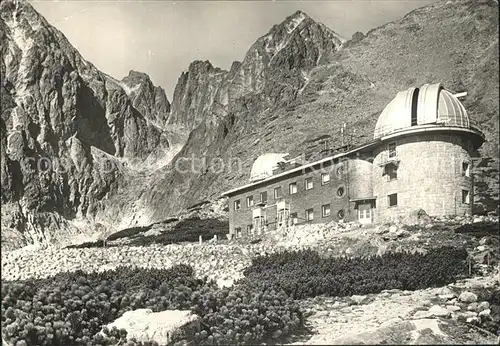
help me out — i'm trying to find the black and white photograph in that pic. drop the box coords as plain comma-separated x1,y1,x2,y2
1,0,499,344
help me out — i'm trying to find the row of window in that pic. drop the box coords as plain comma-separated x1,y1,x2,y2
384,161,470,182
234,173,344,210
386,189,470,207
387,142,471,178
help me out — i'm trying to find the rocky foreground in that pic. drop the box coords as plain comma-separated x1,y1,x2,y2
294,274,499,344
2,215,499,345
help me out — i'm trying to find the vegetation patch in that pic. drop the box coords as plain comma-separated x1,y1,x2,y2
242,247,470,299
2,246,476,345
454,221,499,237
67,217,229,249
2,265,302,346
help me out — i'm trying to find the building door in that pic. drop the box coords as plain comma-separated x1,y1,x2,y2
358,203,372,224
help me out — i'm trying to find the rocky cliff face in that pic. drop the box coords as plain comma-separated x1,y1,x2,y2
0,0,171,248
168,60,227,132
120,70,171,128
168,10,345,133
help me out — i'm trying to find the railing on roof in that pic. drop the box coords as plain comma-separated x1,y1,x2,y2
375,119,484,138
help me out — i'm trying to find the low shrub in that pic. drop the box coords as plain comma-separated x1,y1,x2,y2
2,265,302,346
67,218,229,249
125,217,229,247
242,247,470,299
1,265,207,346
454,221,499,237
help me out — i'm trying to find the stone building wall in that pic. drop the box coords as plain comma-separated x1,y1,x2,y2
372,131,474,221
347,157,374,199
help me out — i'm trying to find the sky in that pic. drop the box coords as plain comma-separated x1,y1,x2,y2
31,0,436,98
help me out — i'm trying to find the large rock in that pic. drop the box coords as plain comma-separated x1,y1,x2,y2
459,291,478,303
350,295,369,305
104,309,200,345
428,305,451,318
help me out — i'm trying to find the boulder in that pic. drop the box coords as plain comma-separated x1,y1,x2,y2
454,311,478,322
466,316,480,324
459,291,478,303
403,209,432,225
436,287,457,300
446,305,461,312
428,305,451,318
374,226,389,235
350,295,369,305
413,310,433,319
467,302,479,311
478,309,491,317
389,225,399,233
104,309,200,345
477,301,490,311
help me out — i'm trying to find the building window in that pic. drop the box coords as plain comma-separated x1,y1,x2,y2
321,173,330,185
290,212,298,225
462,190,470,204
289,182,298,195
337,186,345,197
388,193,398,207
305,177,314,190
274,186,282,199
338,209,345,219
246,195,254,207
305,208,314,221
336,164,344,177
462,162,470,177
388,142,397,158
322,204,331,217
387,165,398,181
235,227,241,238
260,191,267,203
246,224,253,236
234,200,241,210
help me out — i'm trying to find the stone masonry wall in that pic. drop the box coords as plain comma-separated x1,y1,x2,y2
373,132,474,222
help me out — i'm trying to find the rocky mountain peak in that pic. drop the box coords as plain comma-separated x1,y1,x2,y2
167,60,228,131
120,70,171,127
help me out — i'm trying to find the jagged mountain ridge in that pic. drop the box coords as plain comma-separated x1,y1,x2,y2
0,1,346,248
91,9,348,232
0,0,173,247
140,0,499,221
1,0,498,249
167,10,346,133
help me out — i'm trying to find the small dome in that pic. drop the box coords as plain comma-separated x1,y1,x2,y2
374,83,470,139
250,153,288,182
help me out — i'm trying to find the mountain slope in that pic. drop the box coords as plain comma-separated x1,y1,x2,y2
142,0,499,220
0,0,172,248
1,0,498,249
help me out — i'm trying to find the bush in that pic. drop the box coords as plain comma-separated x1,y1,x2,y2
67,218,229,249
1,265,210,345
241,247,469,299
2,264,302,346
454,221,499,237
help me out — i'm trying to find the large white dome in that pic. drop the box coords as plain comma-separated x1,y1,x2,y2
250,153,288,182
374,83,470,139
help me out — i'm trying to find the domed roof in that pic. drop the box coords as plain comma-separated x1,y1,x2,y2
250,153,288,182
374,83,470,139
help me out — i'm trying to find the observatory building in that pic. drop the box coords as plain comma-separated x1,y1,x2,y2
221,83,485,238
